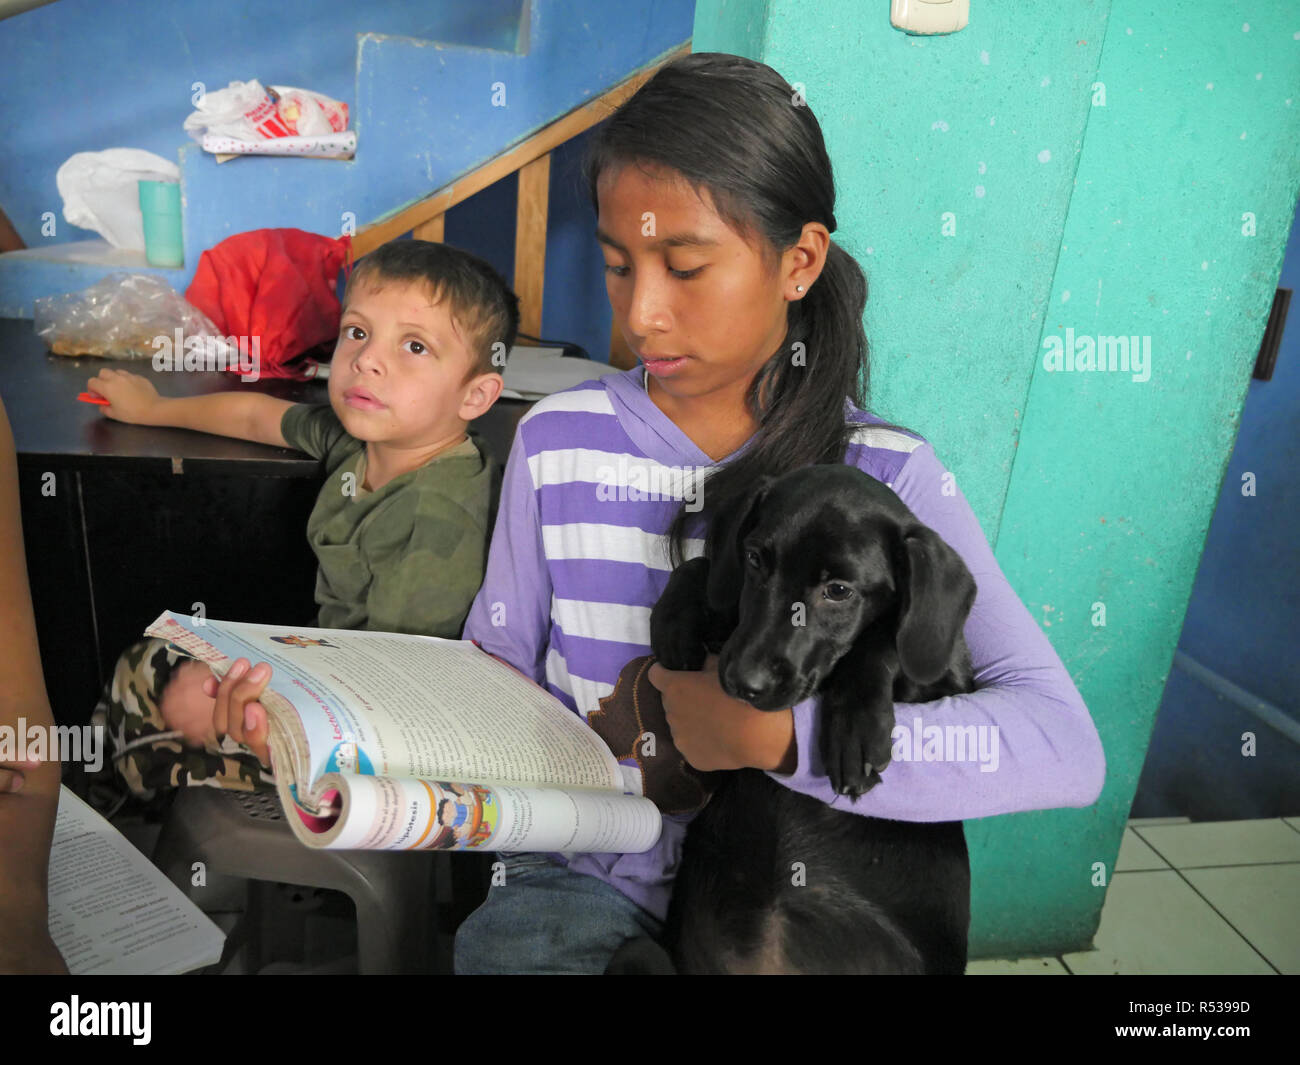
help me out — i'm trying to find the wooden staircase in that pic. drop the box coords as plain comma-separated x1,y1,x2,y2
349,44,689,368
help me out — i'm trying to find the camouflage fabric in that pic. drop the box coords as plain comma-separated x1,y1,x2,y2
91,637,276,801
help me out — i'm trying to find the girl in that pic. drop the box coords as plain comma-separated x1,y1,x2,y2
448,51,1105,974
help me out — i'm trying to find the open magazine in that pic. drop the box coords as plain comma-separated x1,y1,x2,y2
144,612,662,855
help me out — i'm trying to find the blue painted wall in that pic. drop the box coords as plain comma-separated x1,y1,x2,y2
1135,203,1300,820
0,0,523,248
0,0,696,361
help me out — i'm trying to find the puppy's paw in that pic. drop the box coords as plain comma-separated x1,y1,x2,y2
832,765,882,800
855,767,884,797
650,604,702,668
650,559,716,670
821,723,871,798
822,707,896,800
866,734,895,779
653,627,709,672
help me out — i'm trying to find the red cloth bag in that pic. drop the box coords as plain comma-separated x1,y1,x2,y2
186,227,352,380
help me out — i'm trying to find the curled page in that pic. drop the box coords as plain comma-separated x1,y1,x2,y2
289,775,662,853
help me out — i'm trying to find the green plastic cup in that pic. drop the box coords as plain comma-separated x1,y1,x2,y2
138,180,183,268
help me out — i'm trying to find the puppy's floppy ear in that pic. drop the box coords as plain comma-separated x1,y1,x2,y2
705,475,771,612
894,523,977,685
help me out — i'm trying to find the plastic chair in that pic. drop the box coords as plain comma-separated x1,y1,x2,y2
151,786,487,974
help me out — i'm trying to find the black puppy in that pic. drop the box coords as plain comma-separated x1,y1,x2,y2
609,463,978,974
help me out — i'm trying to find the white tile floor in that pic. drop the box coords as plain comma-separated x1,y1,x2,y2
968,817,1299,975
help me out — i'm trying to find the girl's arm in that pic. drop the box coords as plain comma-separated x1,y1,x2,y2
770,442,1106,821
86,368,292,449
0,397,68,973
461,428,553,683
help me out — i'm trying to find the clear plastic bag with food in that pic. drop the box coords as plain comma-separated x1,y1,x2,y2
34,273,221,358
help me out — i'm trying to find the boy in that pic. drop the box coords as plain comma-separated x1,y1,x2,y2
86,240,519,791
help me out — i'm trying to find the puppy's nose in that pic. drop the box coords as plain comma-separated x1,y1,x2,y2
729,660,791,704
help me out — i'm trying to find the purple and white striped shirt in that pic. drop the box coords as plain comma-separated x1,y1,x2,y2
463,366,1105,921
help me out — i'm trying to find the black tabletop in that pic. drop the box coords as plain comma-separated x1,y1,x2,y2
0,318,530,475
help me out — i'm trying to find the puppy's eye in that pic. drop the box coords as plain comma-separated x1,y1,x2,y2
745,548,762,569
823,582,854,602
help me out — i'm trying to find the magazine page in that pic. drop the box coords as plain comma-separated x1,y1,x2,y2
145,613,630,801
287,773,662,853
47,787,225,975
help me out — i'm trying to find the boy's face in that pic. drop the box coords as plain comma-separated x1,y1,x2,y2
328,278,496,451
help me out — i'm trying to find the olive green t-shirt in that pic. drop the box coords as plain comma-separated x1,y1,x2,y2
280,403,497,638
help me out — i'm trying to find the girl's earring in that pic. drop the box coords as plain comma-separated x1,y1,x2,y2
794,284,805,296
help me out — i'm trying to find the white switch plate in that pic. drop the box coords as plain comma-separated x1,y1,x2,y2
891,0,970,35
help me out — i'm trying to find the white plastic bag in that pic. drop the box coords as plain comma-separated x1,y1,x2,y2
55,149,180,250
183,79,285,141
183,79,348,142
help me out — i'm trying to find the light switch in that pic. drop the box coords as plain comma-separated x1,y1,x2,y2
890,0,970,35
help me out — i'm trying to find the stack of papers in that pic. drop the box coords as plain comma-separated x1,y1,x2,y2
308,344,621,397
500,345,620,400
47,787,226,975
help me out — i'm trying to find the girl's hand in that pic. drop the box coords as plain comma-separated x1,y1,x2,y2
205,659,274,770
0,757,40,794
84,368,163,425
648,654,797,773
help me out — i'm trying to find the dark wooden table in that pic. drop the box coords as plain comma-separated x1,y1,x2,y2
0,318,531,726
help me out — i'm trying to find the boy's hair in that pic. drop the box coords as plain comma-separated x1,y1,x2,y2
343,239,520,377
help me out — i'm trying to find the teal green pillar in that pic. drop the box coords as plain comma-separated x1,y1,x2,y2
694,0,1300,956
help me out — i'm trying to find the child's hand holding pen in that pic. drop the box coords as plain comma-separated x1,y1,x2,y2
205,658,274,771
82,368,165,424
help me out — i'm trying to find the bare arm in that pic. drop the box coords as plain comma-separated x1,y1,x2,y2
0,396,68,973
86,368,293,449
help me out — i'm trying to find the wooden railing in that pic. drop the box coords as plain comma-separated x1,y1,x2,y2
351,43,690,368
